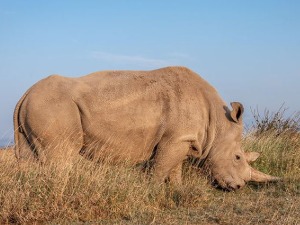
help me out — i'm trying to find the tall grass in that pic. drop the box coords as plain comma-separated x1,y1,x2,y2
250,104,300,136
0,108,299,224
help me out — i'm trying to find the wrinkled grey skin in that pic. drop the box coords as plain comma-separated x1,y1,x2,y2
14,66,280,190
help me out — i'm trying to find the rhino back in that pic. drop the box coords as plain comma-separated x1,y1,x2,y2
71,66,224,162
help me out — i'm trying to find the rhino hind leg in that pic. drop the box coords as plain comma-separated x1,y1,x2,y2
17,123,84,164
41,131,83,164
152,140,190,185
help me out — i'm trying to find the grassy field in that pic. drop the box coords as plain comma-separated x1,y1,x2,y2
0,111,299,224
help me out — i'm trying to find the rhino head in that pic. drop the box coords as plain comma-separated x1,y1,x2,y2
204,102,281,191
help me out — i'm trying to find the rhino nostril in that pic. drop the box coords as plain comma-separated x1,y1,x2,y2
228,184,242,190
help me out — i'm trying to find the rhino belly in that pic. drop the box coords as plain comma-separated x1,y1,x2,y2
79,103,165,163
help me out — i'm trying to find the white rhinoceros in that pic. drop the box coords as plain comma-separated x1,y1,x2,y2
14,66,280,190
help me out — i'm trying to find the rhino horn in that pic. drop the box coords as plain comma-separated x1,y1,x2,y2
250,167,281,182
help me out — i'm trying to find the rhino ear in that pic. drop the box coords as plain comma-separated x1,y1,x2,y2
245,152,260,163
230,102,244,123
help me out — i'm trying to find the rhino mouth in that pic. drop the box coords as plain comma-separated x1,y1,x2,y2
211,179,243,192
211,180,231,192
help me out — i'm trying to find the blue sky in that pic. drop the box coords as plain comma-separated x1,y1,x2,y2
0,1,299,145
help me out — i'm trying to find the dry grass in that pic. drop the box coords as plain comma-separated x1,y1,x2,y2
0,110,299,224
250,105,300,136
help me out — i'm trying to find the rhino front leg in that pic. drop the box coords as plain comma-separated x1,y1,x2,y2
169,163,183,185
152,140,189,185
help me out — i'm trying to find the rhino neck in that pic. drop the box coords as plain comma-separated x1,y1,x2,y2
199,101,229,161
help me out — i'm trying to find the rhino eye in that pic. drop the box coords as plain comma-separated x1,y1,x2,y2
235,155,241,160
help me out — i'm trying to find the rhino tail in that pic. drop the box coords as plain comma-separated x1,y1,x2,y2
13,89,33,160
